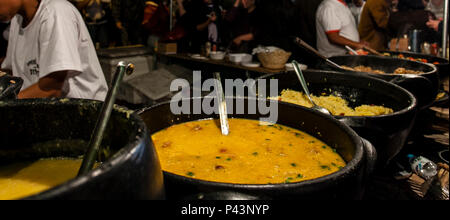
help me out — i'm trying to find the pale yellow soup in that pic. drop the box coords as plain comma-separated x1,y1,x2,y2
152,119,346,185
0,158,84,200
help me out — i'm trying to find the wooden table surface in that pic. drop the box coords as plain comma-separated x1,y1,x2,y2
157,53,290,75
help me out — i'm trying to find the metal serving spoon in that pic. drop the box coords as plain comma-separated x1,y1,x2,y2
291,60,331,115
214,72,230,136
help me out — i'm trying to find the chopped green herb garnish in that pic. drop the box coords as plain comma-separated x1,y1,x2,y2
297,174,304,179
266,139,271,141
331,162,337,167
322,145,327,149
252,152,258,156
309,141,316,144
186,172,195,177
226,158,232,161
320,165,331,170
332,148,337,153
285,177,294,183
216,156,221,159
291,163,297,167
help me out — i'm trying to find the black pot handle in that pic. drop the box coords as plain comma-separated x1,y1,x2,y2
0,76,24,100
388,74,435,109
361,137,377,182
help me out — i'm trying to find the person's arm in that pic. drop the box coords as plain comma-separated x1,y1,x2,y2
233,33,254,45
17,71,68,99
224,1,241,23
176,0,186,17
326,31,367,50
111,0,123,29
196,13,216,31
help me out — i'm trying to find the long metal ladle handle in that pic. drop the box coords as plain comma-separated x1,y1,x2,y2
214,72,229,136
293,37,342,69
78,61,135,176
292,60,315,105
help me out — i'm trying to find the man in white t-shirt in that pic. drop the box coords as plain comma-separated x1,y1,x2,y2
0,0,108,101
316,0,368,57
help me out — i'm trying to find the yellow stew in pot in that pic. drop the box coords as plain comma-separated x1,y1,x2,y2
0,158,99,200
152,118,346,185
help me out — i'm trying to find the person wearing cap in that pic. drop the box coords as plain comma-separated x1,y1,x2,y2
0,0,108,100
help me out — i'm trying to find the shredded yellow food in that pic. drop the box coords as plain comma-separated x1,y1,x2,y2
271,89,394,116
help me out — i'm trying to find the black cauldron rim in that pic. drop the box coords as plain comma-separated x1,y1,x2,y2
380,51,449,65
330,55,438,76
0,98,150,200
258,70,418,120
139,97,365,190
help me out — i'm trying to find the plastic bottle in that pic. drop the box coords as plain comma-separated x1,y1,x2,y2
205,42,211,57
407,154,438,180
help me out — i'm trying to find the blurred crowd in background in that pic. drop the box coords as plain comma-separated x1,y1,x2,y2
0,0,447,65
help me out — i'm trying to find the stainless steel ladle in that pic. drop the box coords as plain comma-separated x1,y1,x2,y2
291,60,331,115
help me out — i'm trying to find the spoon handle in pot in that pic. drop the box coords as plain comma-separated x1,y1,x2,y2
214,72,229,136
78,61,135,176
293,37,342,69
292,61,315,105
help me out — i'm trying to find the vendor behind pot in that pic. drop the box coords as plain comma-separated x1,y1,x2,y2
0,0,108,101
224,0,260,53
316,0,369,57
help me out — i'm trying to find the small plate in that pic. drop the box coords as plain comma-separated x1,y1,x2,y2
242,62,261,68
191,54,208,60
285,63,307,71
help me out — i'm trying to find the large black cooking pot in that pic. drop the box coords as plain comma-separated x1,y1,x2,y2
321,55,438,110
139,97,376,200
0,75,23,100
257,70,417,166
381,51,449,81
0,99,165,200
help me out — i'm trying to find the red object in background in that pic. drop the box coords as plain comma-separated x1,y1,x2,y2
142,2,170,38
356,49,369,55
431,43,439,56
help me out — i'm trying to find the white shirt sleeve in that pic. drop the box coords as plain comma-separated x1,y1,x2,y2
38,7,83,78
318,5,343,33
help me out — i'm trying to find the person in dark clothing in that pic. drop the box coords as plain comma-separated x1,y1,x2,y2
388,0,437,43
287,0,324,66
75,0,110,49
397,0,427,11
111,0,146,46
175,0,221,53
427,17,449,45
257,0,296,50
0,21,8,65
224,0,260,53
142,0,170,49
